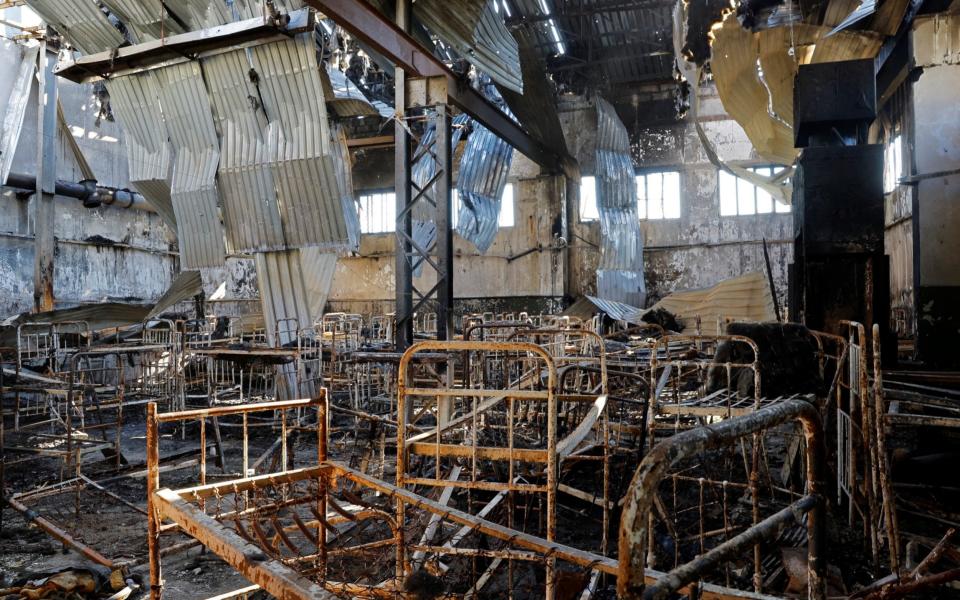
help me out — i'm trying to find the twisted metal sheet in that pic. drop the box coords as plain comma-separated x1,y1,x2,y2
156,62,227,268
412,0,522,93
455,86,515,253
595,97,646,307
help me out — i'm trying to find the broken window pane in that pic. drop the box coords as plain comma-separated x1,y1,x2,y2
884,135,902,194
636,170,680,220
580,176,599,221
737,175,755,215
719,167,791,216
499,183,515,227
359,191,396,233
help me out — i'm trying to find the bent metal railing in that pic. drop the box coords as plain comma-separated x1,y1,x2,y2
617,397,828,600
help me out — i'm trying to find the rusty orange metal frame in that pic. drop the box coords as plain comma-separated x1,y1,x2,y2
617,397,828,600
396,339,560,595
143,374,819,600
146,394,328,600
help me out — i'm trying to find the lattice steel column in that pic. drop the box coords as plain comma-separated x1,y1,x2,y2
394,93,454,349
393,0,413,350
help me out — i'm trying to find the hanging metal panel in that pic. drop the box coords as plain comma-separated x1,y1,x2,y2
255,249,312,347
496,24,569,160
25,0,124,55
298,247,338,321
456,86,514,253
156,62,226,268
322,66,380,118
203,49,286,254
232,0,305,20
595,97,646,307
412,0,523,93
331,125,361,251
251,34,350,249
162,0,233,30
105,73,176,230
0,45,38,185
254,248,321,399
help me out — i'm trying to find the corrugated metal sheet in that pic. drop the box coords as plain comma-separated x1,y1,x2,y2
256,249,312,346
203,48,284,254
1,304,150,341
595,97,646,307
651,272,776,336
496,25,568,159
251,34,350,249
509,0,674,87
100,0,184,40
205,37,350,255
162,0,232,30
413,0,522,93
106,73,177,230
0,45,37,185
332,125,361,251
710,13,799,165
826,0,876,36
298,247,338,321
148,270,203,317
810,29,884,62
456,85,514,252
712,8,884,163
156,62,227,268
583,295,644,324
322,66,379,118
25,0,124,55
231,0,305,21
254,247,332,400
255,248,337,343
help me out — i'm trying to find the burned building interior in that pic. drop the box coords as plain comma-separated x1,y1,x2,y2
0,0,959,598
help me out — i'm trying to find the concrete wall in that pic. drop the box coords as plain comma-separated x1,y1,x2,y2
0,41,177,317
563,82,793,308
909,12,960,365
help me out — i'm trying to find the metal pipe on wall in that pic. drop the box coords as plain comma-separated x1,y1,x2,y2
4,173,156,213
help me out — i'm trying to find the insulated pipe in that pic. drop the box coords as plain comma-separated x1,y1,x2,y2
4,172,156,213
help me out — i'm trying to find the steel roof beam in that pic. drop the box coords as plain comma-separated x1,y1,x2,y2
304,0,576,177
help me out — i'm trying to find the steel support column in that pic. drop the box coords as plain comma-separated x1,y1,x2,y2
33,42,57,313
394,101,454,349
434,106,454,341
393,0,413,351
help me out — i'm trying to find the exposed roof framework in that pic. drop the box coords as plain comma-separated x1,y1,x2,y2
506,0,677,94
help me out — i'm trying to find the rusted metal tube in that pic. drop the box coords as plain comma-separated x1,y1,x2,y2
617,397,827,600
872,323,900,574
642,495,819,600
4,172,155,212
154,398,319,423
2,493,114,567
146,402,163,599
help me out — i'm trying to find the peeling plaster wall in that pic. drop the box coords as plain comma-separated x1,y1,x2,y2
562,83,793,309
0,42,176,317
